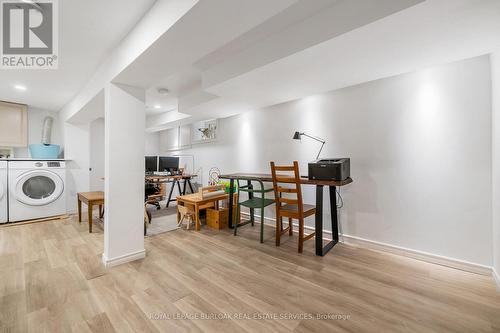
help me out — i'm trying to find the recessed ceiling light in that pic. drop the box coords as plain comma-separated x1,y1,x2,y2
157,88,169,95
14,85,27,91
154,105,161,109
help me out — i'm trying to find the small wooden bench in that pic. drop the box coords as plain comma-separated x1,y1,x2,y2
77,191,104,233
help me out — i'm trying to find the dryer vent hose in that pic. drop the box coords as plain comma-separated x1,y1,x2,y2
41,116,54,145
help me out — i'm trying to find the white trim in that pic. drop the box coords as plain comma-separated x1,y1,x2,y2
340,234,492,276
493,267,500,291
240,212,492,276
101,249,146,268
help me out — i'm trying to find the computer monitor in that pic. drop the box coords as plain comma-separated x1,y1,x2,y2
158,156,179,173
145,156,158,173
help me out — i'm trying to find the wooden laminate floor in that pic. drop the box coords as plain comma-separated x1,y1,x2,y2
1,215,499,333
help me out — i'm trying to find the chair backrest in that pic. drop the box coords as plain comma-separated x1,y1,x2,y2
198,184,226,199
177,204,193,215
236,179,266,194
270,161,304,215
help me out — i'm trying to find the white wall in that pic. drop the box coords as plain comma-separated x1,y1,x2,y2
64,122,90,212
59,120,158,212
65,116,156,196
164,56,493,266
14,107,61,158
145,131,160,156
491,51,500,283
89,118,105,191
89,120,158,193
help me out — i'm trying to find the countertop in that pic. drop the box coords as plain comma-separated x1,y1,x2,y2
0,158,67,161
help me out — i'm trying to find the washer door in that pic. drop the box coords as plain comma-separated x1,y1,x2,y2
14,170,64,206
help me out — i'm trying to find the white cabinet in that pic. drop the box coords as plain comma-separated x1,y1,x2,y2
179,125,191,148
162,125,191,151
164,127,179,151
0,102,28,147
159,120,219,152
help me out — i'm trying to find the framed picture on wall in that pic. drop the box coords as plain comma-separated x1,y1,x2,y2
191,119,217,143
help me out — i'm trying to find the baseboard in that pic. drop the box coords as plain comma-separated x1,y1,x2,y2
1,214,69,228
340,234,492,276
101,249,146,268
493,267,500,291
240,212,492,276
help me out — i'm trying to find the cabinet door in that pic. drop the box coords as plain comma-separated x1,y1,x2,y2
164,127,179,151
0,102,28,147
179,125,191,148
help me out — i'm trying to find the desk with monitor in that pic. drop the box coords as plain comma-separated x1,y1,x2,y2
144,155,196,207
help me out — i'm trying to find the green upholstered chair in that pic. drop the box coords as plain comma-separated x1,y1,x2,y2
234,179,275,243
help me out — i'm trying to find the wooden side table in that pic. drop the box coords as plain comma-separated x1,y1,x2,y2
77,191,104,233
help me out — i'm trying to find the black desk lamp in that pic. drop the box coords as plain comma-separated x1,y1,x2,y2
293,131,325,160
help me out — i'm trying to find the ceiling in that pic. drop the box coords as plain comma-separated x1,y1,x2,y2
205,0,500,109
0,0,156,110
145,66,202,115
9,0,500,132
115,0,427,125
130,0,500,131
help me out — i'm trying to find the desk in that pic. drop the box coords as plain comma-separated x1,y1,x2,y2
176,192,237,231
219,173,353,256
145,174,196,207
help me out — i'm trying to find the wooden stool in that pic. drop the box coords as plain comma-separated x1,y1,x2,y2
177,205,194,230
77,191,104,233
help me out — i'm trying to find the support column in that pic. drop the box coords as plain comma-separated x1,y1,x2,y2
492,51,500,287
102,83,146,267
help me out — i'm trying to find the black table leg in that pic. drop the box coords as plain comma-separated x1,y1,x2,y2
176,179,182,195
315,185,339,256
228,179,235,228
182,178,187,195
315,185,324,255
247,180,254,226
166,180,175,208
330,185,339,244
187,179,194,193
166,179,182,208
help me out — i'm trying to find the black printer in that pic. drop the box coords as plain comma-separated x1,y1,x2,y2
308,158,350,181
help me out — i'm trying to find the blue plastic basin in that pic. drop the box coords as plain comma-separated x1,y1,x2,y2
29,144,60,159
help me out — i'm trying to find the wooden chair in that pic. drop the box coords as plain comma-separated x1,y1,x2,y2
198,184,226,199
145,182,163,210
144,204,151,236
270,161,316,253
177,205,195,230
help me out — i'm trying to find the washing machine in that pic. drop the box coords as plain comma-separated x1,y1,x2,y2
0,161,7,223
8,160,66,222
